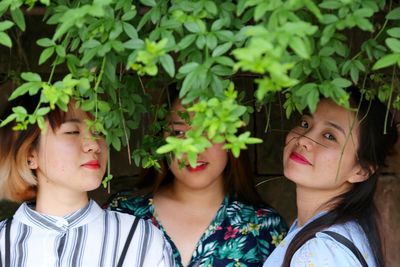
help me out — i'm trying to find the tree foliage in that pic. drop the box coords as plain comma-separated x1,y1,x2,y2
1,0,400,184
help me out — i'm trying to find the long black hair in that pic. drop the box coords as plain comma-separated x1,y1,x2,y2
282,90,398,267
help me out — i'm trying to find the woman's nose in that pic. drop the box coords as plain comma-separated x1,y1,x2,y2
294,130,315,150
82,132,101,153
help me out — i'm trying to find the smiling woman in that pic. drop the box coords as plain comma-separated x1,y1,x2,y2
0,95,175,267
263,90,398,267
108,84,288,267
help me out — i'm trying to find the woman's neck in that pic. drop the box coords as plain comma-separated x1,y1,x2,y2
295,187,333,227
35,188,89,217
295,182,352,226
158,180,225,208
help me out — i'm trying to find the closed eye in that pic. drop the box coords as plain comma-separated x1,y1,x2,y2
65,131,80,135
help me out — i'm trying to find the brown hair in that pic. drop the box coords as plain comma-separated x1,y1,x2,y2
0,95,69,202
134,83,264,205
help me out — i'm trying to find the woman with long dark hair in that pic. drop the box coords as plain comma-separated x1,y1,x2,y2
263,91,397,267
109,84,287,266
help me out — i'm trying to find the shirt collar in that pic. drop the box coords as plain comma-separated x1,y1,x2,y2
289,210,328,233
14,199,103,231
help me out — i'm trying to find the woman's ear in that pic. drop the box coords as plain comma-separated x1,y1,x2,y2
27,151,39,170
347,164,376,184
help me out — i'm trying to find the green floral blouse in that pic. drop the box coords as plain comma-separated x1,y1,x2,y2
108,194,287,267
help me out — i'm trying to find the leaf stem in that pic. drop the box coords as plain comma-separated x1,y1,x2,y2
94,57,107,119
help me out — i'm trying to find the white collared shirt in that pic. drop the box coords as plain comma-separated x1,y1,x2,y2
0,200,175,267
263,212,376,267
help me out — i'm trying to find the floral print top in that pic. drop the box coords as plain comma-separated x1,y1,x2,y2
108,193,287,267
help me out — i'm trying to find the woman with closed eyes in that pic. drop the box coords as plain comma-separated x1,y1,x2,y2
0,95,175,267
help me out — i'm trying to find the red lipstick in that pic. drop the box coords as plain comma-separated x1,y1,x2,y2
82,160,101,169
186,162,208,172
289,152,312,165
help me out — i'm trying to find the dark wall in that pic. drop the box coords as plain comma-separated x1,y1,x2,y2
0,12,399,266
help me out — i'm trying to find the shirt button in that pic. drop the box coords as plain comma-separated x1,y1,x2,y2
55,219,69,228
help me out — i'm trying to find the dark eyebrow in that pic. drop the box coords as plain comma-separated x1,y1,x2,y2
171,121,186,125
325,121,346,136
63,118,82,124
302,113,346,136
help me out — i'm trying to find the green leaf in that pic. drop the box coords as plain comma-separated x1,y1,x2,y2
81,99,95,111
386,7,400,20
237,0,247,16
21,72,42,82
13,106,27,115
156,143,175,154
205,1,218,15
179,62,199,74
121,10,137,21
211,19,225,32
140,0,156,7
205,34,218,50
55,45,66,57
331,78,352,88
387,28,400,38
82,39,101,49
0,20,14,31
215,56,234,67
98,100,111,112
386,38,400,53
372,53,400,70
177,34,197,50
180,72,197,98
123,22,138,39
321,24,336,45
350,66,359,84
211,65,234,76
295,83,317,96
0,113,17,127
39,47,55,65
0,32,12,47
111,40,125,52
321,14,338,24
160,54,175,77
10,7,25,31
28,82,43,95
306,88,319,113
196,35,206,49
37,38,55,47
111,136,121,151
319,0,342,9
9,83,30,100
321,57,338,72
289,37,310,59
37,107,50,116
124,39,144,49
184,22,202,33
212,42,232,57
304,0,322,20
254,3,269,21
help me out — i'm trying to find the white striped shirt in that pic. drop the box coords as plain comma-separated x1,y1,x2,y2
0,200,175,267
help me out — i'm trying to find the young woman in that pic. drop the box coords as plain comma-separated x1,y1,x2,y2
108,85,288,267
263,92,397,267
0,96,174,267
